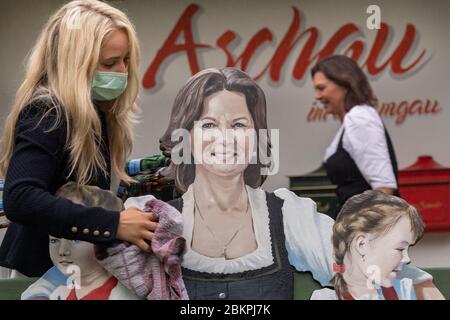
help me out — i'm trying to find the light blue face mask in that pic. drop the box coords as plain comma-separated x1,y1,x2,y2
92,71,128,101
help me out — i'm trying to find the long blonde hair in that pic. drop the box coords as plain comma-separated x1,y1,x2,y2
0,0,140,185
331,190,424,298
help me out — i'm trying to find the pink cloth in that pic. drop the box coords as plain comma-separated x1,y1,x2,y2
96,198,188,300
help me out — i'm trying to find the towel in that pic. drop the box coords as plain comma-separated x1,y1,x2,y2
96,196,188,300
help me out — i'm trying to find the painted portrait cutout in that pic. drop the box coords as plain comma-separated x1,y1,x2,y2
22,183,138,300
79,67,441,300
159,68,273,260
311,190,425,300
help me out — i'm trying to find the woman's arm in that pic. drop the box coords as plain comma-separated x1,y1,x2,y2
3,103,120,243
2,103,157,249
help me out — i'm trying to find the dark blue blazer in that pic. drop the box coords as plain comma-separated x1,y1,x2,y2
0,99,120,277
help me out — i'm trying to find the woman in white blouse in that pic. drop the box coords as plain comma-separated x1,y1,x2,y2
311,55,399,207
153,67,437,300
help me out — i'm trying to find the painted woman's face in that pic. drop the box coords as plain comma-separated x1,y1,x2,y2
49,236,99,276
191,90,255,178
363,216,415,287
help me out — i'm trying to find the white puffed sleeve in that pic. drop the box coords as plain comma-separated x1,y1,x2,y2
396,278,416,300
343,106,397,190
274,188,334,286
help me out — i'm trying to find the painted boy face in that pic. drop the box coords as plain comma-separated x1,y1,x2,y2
364,216,415,287
49,236,99,276
191,90,255,177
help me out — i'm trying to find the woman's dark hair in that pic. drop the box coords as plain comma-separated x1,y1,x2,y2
311,55,377,112
159,67,271,192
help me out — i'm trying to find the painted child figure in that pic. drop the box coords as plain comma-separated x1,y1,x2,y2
22,183,139,300
311,190,431,300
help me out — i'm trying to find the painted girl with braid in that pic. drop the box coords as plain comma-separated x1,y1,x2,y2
311,190,430,300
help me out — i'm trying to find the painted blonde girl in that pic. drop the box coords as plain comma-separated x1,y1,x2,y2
311,190,443,299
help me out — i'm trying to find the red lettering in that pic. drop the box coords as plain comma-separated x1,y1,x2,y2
364,23,426,75
256,10,360,81
142,4,211,89
144,5,427,89
379,102,395,117
390,24,426,74
344,40,365,61
390,101,401,116
254,7,318,81
291,27,319,80
424,99,432,114
217,28,273,71
380,99,441,125
431,100,440,113
292,23,361,80
317,24,361,58
329,99,439,125
409,99,422,114
396,101,409,124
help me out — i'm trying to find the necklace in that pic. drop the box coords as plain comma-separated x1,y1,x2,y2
194,189,250,260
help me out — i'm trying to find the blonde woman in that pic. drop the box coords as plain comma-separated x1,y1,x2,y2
311,191,444,300
0,0,157,278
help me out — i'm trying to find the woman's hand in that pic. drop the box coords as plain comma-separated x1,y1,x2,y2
116,207,158,252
